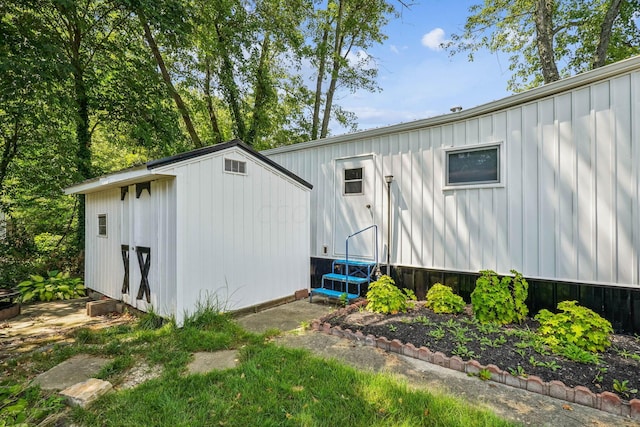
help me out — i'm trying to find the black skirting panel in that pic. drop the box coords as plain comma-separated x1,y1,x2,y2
309,257,640,334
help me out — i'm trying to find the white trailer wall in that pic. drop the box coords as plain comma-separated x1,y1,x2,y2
265,60,640,288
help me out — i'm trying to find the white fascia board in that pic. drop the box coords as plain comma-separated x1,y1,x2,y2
262,55,640,156
64,166,176,195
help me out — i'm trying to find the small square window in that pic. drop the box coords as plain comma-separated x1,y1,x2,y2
344,167,364,195
224,158,247,175
446,145,500,186
97,214,107,237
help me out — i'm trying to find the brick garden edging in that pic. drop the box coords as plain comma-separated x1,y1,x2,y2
311,301,640,421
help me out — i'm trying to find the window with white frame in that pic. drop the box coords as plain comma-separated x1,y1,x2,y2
97,214,107,237
344,167,364,195
445,144,501,186
224,158,246,174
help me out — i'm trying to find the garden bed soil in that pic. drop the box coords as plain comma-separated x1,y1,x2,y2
326,302,640,401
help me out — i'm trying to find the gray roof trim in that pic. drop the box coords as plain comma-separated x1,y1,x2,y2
147,139,313,189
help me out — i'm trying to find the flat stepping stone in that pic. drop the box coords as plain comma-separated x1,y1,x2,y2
60,378,112,407
186,350,238,375
32,354,110,391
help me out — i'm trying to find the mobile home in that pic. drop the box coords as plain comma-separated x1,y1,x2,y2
264,56,640,332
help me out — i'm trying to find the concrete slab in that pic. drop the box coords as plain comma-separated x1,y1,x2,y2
236,299,336,334
187,350,239,375
32,354,111,391
60,378,112,408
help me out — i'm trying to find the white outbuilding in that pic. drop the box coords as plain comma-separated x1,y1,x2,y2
66,140,312,321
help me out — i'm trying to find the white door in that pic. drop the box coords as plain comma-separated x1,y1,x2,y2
334,156,377,260
121,183,155,311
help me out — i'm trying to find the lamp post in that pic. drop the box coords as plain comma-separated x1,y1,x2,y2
385,175,394,276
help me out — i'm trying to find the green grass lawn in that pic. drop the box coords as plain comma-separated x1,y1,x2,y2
2,305,518,427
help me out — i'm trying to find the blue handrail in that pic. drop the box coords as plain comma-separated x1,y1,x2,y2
345,224,378,281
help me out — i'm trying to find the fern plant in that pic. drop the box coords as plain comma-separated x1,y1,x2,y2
366,275,416,314
470,269,528,324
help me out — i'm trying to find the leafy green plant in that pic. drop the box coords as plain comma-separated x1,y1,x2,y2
0,384,64,425
480,335,506,348
452,344,477,359
388,324,398,333
413,315,435,327
613,379,638,398
508,365,527,378
425,283,465,314
535,300,612,353
365,275,416,314
471,270,528,324
478,368,492,381
428,327,446,340
339,292,348,307
593,366,608,384
17,270,85,303
528,356,561,371
559,344,602,364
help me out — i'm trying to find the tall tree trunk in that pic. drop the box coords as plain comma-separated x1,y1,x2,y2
215,23,247,142
140,14,203,148
534,0,560,83
320,0,345,138
247,35,271,146
593,0,623,68
204,56,223,144
311,27,329,140
70,14,91,253
0,116,20,195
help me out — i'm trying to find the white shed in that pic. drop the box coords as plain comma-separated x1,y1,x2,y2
66,140,312,321
263,56,640,332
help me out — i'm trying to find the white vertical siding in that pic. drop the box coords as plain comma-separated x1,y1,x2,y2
161,147,310,319
85,180,176,318
152,179,177,318
85,188,124,298
266,67,640,288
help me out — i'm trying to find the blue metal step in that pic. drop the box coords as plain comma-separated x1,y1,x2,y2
333,259,377,267
321,273,370,284
309,288,359,301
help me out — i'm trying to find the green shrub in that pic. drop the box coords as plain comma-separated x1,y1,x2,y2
366,275,416,314
17,270,85,303
535,300,612,353
470,269,528,324
425,283,465,314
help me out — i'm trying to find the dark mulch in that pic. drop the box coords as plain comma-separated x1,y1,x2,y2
326,302,640,401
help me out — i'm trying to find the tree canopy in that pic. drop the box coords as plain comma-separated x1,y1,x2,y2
446,0,640,91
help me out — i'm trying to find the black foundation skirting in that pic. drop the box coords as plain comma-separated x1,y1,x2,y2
310,257,640,334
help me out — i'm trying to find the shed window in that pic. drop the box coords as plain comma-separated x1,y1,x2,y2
446,145,500,186
224,158,246,174
97,214,107,237
344,168,363,195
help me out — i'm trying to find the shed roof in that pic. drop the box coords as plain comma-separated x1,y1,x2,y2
65,139,312,195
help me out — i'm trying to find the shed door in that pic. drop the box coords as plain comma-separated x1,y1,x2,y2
334,156,376,259
121,182,155,311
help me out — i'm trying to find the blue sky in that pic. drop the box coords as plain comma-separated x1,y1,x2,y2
333,1,513,134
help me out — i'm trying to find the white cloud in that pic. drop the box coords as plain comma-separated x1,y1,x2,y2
345,49,376,70
421,28,447,51
390,45,400,54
